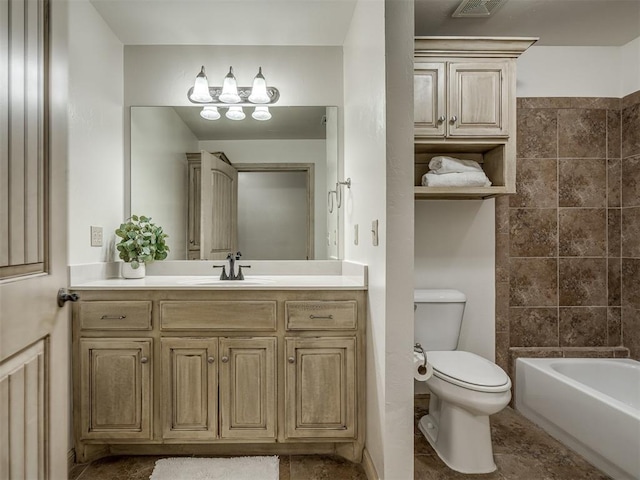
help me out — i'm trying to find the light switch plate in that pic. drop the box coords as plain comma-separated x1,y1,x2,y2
354,224,359,245
371,220,379,246
90,226,103,247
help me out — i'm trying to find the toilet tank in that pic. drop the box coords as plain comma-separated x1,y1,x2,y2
414,289,466,351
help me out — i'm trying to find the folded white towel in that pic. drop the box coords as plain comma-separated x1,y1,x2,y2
428,156,484,175
422,171,492,187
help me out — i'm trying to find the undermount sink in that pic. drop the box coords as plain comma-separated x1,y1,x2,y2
177,277,275,286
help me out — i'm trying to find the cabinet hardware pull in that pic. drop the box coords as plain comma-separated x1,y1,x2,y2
450,115,457,124
100,315,126,320
288,357,295,364
207,356,215,364
437,115,446,123
309,314,333,320
140,356,149,364
221,356,229,363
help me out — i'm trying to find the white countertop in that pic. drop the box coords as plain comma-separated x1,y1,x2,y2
70,274,366,291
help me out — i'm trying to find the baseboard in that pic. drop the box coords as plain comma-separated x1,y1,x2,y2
67,448,76,470
362,448,379,480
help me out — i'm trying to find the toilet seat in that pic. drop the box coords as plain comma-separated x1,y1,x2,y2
427,351,511,393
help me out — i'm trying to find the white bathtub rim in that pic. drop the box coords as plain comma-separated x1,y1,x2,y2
515,357,640,418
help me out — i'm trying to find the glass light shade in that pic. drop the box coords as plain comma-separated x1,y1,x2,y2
225,106,245,121
251,106,271,121
218,66,241,104
190,66,213,103
200,106,220,120
247,67,271,104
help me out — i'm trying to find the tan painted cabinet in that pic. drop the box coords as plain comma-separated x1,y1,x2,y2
284,337,356,439
161,336,276,440
78,338,152,440
72,289,365,464
414,37,537,199
161,338,218,439
415,61,509,138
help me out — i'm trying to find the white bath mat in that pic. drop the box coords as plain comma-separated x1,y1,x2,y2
149,456,279,480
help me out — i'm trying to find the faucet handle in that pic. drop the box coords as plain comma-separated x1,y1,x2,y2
235,251,242,260
236,265,251,281
212,265,229,280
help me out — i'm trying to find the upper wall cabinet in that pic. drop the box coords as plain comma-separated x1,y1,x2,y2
415,61,509,138
414,37,537,199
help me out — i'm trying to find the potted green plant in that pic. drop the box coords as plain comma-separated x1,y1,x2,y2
115,215,169,278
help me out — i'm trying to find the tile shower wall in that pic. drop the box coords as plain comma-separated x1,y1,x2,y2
495,94,640,372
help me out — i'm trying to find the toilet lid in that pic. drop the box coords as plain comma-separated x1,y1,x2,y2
427,351,511,392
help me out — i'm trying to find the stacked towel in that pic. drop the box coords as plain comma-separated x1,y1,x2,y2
428,156,484,174
422,156,492,187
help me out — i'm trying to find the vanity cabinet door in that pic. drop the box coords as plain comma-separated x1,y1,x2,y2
187,160,201,257
161,338,218,440
219,337,277,439
284,337,356,439
78,339,152,440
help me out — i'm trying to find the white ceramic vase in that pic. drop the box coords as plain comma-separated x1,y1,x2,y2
121,262,145,279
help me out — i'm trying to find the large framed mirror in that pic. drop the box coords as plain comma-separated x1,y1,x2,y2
129,106,339,261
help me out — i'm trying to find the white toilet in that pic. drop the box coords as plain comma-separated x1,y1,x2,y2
414,289,511,474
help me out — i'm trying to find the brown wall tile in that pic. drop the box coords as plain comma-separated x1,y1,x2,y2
607,209,621,257
510,158,558,208
622,259,640,309
622,207,640,257
558,109,606,158
496,196,510,234
509,209,558,257
622,90,640,109
558,158,607,207
496,233,510,282
518,98,571,109
608,259,621,307
621,307,640,360
607,307,622,346
608,110,621,158
510,308,559,347
496,281,510,332
558,208,606,257
510,258,558,306
559,258,607,306
622,103,640,158
517,109,558,158
559,307,607,347
621,155,640,207
607,158,621,207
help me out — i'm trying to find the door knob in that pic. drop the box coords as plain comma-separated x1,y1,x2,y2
437,115,446,123
288,357,295,364
450,115,458,124
221,356,229,363
141,357,149,364
207,356,215,364
57,289,79,307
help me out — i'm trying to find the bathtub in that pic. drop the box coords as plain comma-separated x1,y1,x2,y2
515,358,640,480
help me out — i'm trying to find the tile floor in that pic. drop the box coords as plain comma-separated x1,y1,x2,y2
69,398,611,480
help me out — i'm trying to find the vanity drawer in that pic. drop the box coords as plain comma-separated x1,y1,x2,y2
160,301,277,331
79,301,152,330
286,301,357,330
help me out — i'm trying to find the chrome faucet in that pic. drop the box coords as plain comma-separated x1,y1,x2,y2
212,251,250,280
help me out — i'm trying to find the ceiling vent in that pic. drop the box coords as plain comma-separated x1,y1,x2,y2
452,0,507,17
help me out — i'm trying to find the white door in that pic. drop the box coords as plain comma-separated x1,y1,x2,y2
0,0,69,478
200,150,238,260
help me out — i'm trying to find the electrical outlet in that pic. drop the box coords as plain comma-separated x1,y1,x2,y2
371,220,379,246
90,226,103,247
354,224,359,245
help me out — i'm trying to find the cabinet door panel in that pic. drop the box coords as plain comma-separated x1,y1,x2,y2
219,337,276,439
162,338,218,439
285,337,356,439
79,339,152,440
448,62,509,137
414,62,445,137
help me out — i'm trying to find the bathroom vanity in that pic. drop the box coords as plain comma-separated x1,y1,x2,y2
70,272,366,464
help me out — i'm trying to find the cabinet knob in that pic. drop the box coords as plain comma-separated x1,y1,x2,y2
437,115,446,123
207,356,215,364
450,115,457,124
140,356,149,364
221,356,229,363
288,357,295,364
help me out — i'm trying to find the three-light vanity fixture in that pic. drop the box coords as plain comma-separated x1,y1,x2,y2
188,66,280,121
